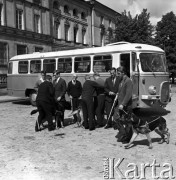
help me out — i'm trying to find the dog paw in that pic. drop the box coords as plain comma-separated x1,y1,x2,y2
158,139,164,144
166,133,170,144
149,145,153,149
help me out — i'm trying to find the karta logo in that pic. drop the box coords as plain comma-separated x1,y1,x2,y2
103,158,175,179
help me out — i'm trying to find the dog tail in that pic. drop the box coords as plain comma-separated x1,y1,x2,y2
30,109,38,115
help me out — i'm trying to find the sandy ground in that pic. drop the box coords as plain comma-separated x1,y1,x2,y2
0,89,176,180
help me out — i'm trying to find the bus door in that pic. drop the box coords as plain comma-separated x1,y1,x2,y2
131,52,139,108
120,52,139,108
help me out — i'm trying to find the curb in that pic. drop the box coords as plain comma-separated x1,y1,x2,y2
0,97,27,103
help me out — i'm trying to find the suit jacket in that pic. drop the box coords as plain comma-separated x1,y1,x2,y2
36,81,54,104
118,75,133,107
53,78,67,102
82,80,102,100
104,76,121,102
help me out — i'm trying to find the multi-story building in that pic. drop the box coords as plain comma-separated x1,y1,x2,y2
0,0,119,88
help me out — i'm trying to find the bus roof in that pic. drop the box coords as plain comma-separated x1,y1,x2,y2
10,42,164,61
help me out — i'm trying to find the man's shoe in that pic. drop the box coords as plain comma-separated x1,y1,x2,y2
89,128,95,131
96,125,104,128
104,124,112,129
48,126,55,131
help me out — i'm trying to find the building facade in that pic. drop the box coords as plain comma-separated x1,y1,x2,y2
0,0,119,87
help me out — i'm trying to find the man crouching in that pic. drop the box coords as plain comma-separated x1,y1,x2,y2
35,75,55,132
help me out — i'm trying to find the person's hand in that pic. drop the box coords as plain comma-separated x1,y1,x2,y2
119,104,124,110
57,97,61,101
109,91,115,96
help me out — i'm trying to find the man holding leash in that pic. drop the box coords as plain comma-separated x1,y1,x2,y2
53,70,67,128
113,66,133,144
67,73,82,123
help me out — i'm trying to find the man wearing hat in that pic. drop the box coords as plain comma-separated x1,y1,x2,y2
67,73,82,123
81,74,103,131
93,72,105,128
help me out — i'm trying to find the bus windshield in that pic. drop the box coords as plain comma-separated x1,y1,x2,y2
140,53,168,72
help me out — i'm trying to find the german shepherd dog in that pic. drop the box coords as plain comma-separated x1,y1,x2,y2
119,111,170,149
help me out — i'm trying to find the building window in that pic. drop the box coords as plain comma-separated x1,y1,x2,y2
53,1,59,9
73,9,78,17
109,19,112,27
64,23,70,41
17,45,27,55
74,25,78,43
35,47,43,52
81,12,86,20
0,4,3,26
0,42,8,67
82,28,86,44
101,34,104,46
100,16,104,24
54,21,60,39
16,9,23,30
33,0,41,5
64,5,69,14
34,14,40,33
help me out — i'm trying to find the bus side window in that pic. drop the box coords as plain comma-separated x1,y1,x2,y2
93,55,112,72
30,60,41,73
120,53,130,77
18,61,28,74
74,56,90,73
43,59,56,73
58,58,72,73
132,52,137,71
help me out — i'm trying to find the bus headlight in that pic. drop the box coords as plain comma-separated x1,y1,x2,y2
148,85,156,95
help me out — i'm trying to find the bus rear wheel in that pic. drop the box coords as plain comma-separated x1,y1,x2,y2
29,92,37,106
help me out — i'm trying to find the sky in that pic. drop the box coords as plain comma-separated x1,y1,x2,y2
96,0,176,25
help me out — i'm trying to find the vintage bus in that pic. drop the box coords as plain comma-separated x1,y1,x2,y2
7,42,171,108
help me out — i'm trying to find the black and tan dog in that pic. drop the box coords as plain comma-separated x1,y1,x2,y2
120,111,170,149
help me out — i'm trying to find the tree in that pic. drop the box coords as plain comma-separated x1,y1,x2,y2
155,11,176,83
111,9,154,44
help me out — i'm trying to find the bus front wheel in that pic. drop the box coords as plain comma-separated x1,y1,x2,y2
29,92,37,106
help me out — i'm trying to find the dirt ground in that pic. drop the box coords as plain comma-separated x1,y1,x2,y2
0,88,176,180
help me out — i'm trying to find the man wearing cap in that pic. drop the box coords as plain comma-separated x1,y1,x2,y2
93,72,105,128
81,74,103,131
67,74,82,123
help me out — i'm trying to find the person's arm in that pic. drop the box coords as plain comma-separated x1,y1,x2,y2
119,79,133,109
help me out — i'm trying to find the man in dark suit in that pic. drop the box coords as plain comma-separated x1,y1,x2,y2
36,75,55,132
104,67,121,129
81,74,103,131
53,70,67,128
67,73,82,123
93,72,105,128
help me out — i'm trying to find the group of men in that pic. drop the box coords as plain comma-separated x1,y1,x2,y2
34,66,133,143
